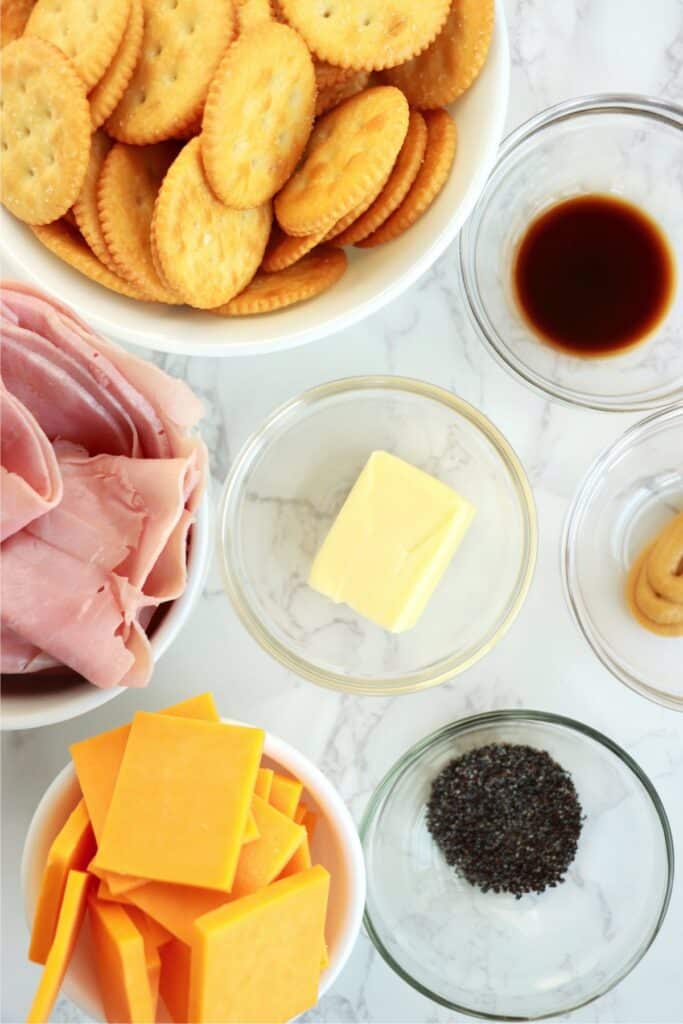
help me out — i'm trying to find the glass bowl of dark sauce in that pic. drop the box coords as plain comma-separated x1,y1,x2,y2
460,96,682,411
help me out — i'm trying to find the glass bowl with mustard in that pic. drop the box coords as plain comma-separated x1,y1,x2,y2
563,404,683,710
219,376,537,695
459,95,682,412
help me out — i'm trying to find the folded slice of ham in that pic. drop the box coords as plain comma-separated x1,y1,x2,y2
2,284,202,449
1,382,63,541
2,322,139,457
28,442,195,600
1,626,47,674
1,533,155,688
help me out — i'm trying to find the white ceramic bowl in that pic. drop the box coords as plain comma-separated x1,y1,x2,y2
1,494,211,732
21,725,366,1021
0,4,509,356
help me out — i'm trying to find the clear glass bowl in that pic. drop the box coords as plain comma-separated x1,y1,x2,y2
361,710,674,1020
563,404,683,710
219,377,536,694
459,95,683,412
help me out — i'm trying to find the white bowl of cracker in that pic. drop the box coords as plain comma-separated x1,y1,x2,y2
0,0,509,356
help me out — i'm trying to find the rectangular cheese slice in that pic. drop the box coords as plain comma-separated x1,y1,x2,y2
70,693,219,843
189,866,330,1024
124,906,173,951
125,880,229,947
71,693,220,897
29,800,95,965
269,773,302,819
242,811,260,845
254,768,274,800
295,805,318,842
88,897,157,1024
279,834,312,878
308,450,476,632
26,870,91,1023
230,795,306,899
96,713,264,890
146,944,161,1017
159,939,192,1024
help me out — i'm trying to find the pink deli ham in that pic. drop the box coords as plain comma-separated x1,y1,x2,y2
1,382,62,541
0,283,207,689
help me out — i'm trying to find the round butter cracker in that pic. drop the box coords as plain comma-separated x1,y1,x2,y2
1,0,36,47
235,0,272,34
279,0,450,71
358,107,455,247
25,0,131,89
151,137,272,309
333,109,427,245
73,130,119,274
275,85,409,237
202,21,315,208
0,37,91,225
384,0,495,108
261,224,327,273
315,70,370,118
98,141,182,302
89,0,144,130
106,0,235,145
32,220,151,300
214,246,347,315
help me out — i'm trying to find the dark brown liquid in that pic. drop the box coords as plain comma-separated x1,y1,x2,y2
514,195,674,357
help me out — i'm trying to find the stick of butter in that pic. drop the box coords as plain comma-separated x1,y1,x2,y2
308,451,476,632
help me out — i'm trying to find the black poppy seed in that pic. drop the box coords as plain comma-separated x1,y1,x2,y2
426,743,584,898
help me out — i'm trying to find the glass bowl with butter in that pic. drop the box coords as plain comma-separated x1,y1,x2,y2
219,376,537,694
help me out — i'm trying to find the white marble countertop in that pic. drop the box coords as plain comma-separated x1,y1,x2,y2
2,1,683,1021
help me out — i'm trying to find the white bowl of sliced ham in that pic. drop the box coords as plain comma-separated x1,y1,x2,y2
0,283,210,731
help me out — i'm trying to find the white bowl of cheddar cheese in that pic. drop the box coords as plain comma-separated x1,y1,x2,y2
21,721,366,1021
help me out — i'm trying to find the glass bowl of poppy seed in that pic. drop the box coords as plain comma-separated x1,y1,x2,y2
361,710,673,1020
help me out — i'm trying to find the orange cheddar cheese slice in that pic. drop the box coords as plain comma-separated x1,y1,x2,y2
254,768,274,800
91,805,259,894
29,800,95,965
159,939,192,1023
230,795,306,899
295,805,319,842
124,906,173,951
189,866,330,1024
70,693,219,843
26,870,91,1024
88,896,157,1024
88,864,147,897
279,833,312,878
242,811,260,845
96,714,264,891
124,880,229,947
269,773,303,819
146,944,161,1016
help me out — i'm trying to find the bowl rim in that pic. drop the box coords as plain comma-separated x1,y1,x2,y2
459,92,683,413
561,402,683,711
218,374,538,695
359,707,675,1021
0,491,211,732
20,720,367,1017
0,0,510,358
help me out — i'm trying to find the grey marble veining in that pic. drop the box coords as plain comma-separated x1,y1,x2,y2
3,1,683,1022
